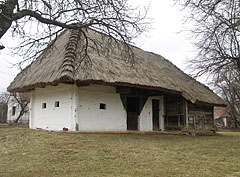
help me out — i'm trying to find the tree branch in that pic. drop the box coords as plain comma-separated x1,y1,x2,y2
12,9,97,29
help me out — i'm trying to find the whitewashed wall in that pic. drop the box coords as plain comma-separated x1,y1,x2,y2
139,96,165,131
7,96,29,124
76,85,127,131
29,83,165,131
139,98,152,131
30,84,75,131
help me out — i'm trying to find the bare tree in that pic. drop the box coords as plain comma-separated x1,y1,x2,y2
7,92,29,123
174,0,240,77
213,68,240,130
13,93,28,123
0,91,9,104
0,91,9,123
0,0,149,66
175,0,240,129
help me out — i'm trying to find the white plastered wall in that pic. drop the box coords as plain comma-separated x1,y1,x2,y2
76,85,127,131
30,84,75,131
29,83,164,131
139,96,165,131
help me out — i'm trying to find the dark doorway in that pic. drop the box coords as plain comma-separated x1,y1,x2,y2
127,97,139,130
152,99,160,130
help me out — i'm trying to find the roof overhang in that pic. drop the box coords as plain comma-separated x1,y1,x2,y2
8,78,226,107
8,78,181,95
193,100,227,107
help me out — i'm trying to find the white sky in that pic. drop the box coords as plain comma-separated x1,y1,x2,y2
0,0,196,91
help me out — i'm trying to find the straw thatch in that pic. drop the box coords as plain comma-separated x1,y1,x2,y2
8,29,226,106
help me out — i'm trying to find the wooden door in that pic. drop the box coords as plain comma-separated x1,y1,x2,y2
127,97,138,130
127,112,138,130
152,99,160,130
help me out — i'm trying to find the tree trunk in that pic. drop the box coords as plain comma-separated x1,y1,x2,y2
230,105,239,131
233,114,238,130
15,102,28,123
0,0,18,39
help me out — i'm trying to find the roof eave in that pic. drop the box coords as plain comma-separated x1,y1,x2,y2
193,100,227,107
8,79,226,107
7,75,74,93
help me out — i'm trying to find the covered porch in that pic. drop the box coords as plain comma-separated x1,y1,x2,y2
116,86,215,131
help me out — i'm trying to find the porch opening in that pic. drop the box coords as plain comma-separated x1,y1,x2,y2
127,97,139,130
152,99,160,130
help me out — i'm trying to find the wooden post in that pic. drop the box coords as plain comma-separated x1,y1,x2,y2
212,106,215,129
184,100,189,129
166,116,168,127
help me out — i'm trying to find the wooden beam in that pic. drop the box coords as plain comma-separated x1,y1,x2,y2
116,87,132,94
76,82,89,87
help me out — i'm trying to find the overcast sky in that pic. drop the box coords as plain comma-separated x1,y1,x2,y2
0,0,196,92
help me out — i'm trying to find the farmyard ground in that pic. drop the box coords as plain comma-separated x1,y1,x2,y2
0,124,240,177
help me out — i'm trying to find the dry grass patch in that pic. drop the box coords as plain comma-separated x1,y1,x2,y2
0,124,240,177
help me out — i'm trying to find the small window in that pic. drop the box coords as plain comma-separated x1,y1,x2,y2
55,101,60,107
99,103,106,110
12,106,16,116
42,103,46,109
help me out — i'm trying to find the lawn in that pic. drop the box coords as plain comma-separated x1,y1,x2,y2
0,125,240,177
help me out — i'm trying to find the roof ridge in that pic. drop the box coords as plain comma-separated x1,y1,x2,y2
60,29,80,79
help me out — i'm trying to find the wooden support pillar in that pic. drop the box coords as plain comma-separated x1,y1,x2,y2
184,100,189,129
166,116,168,127
193,116,196,130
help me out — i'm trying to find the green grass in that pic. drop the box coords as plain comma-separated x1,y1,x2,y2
0,124,240,177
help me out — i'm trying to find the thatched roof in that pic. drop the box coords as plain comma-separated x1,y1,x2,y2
8,29,226,106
